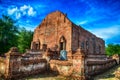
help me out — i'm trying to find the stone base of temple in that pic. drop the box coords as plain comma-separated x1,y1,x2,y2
0,47,118,80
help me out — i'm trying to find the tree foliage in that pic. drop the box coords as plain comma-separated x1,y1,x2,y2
17,28,33,53
0,15,33,54
106,43,120,56
0,15,18,54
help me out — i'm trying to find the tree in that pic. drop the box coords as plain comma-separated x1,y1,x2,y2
17,28,33,53
0,15,18,54
106,43,120,56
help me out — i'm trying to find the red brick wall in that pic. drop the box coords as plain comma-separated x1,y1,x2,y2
72,24,105,54
32,11,105,54
32,11,72,51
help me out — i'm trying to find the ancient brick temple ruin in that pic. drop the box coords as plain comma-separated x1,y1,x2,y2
0,11,118,79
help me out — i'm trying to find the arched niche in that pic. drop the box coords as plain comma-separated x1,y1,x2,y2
32,39,41,50
59,36,66,51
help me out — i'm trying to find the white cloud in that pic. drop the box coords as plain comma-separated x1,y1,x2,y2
7,7,21,19
8,7,18,15
19,23,36,31
28,7,36,16
23,11,26,15
25,27,35,31
20,5,36,16
7,5,36,19
15,12,21,19
78,20,88,25
90,25,120,40
20,5,29,11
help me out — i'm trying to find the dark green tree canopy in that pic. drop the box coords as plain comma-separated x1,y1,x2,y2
0,15,18,54
17,28,33,53
106,43,120,56
0,15,33,54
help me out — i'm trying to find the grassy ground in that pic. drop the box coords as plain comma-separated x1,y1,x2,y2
1,65,120,80
24,65,120,80
20,73,66,80
94,65,120,80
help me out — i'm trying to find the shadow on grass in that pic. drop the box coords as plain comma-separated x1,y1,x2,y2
21,71,66,80
94,65,120,80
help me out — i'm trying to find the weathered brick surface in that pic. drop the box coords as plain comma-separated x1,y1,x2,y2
31,11,105,55
71,24,105,54
31,11,116,79
32,11,72,51
0,11,118,79
0,47,47,79
50,60,73,76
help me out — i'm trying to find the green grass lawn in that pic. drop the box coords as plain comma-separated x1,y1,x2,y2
24,65,120,80
21,73,66,80
1,65,120,80
94,65,120,80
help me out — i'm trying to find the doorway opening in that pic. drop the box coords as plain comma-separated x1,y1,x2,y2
60,42,63,50
59,36,66,51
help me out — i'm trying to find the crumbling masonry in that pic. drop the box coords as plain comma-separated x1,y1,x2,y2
0,11,118,80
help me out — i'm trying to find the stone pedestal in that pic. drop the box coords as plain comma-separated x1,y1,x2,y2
5,47,21,79
72,49,85,79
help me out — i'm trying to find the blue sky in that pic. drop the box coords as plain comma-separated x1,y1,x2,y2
0,0,120,44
